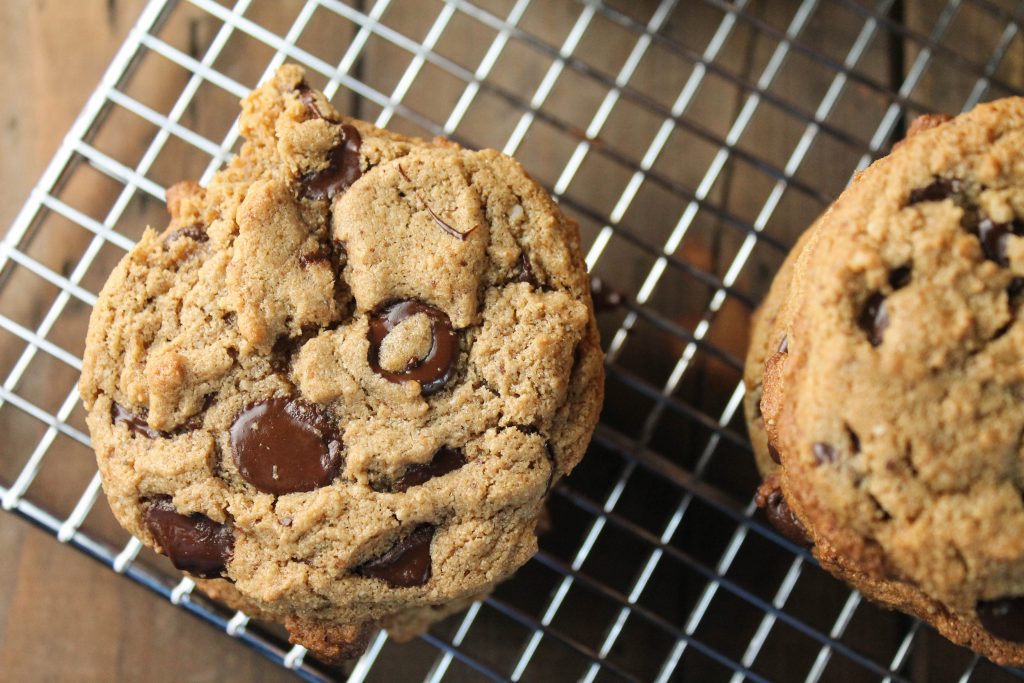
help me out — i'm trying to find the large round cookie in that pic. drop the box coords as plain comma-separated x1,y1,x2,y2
80,65,604,660
746,99,1024,665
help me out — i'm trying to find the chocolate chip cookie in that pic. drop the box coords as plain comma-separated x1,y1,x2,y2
80,65,604,661
744,99,1024,665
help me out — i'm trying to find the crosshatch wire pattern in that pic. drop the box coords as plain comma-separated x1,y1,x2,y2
2,0,1024,680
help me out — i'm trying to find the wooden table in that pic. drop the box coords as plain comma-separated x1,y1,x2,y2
1,1,1022,681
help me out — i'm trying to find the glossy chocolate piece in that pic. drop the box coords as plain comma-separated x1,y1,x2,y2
112,402,163,439
367,300,458,396
777,335,788,353
390,447,467,492
767,440,782,465
301,124,362,201
907,177,965,205
976,217,1024,267
977,597,1024,642
230,397,343,495
358,525,435,587
762,489,811,548
295,80,331,121
858,293,889,347
144,498,234,578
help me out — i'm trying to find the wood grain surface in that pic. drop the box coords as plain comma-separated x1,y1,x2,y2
1,0,1022,682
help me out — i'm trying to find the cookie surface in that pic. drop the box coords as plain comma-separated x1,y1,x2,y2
746,99,1024,665
80,65,603,659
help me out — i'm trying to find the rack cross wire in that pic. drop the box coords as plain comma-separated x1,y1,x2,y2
2,0,1024,681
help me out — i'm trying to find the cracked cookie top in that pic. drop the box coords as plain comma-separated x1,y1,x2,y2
80,65,603,639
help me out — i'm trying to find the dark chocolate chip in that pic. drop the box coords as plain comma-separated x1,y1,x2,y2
357,525,435,587
858,293,889,347
295,80,331,121
976,217,1024,266
271,325,322,373
165,223,208,244
907,177,965,205
144,498,234,578
978,597,1024,642
888,265,912,290
589,276,624,312
762,489,811,547
767,440,782,465
301,124,362,201
777,335,788,353
846,425,861,454
229,397,343,495
389,447,467,493
517,251,539,287
367,300,458,396
812,442,837,465
112,402,163,439
1010,278,1024,298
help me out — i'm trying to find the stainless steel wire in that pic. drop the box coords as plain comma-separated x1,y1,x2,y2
2,0,1024,681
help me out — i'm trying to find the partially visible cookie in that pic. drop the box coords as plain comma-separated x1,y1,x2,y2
745,100,1024,665
81,65,603,662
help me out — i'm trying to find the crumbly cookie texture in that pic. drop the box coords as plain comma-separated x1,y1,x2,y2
80,64,603,661
745,99,1024,665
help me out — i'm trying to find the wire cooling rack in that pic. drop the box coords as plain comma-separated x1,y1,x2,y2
2,0,1024,680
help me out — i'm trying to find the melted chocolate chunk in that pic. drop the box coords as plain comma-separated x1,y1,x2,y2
813,442,837,465
301,124,362,201
229,397,343,495
112,403,202,438
367,300,458,396
112,402,163,439
762,489,811,548
589,276,624,312
165,223,208,244
777,335,789,353
270,326,321,373
389,447,467,493
144,498,234,578
295,80,330,120
1010,278,1024,298
978,597,1024,642
888,265,912,290
858,293,889,347
767,440,782,465
357,525,435,587
907,177,965,205
517,251,539,287
976,217,1024,266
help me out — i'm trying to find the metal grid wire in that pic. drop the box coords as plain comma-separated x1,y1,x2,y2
2,0,1024,680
